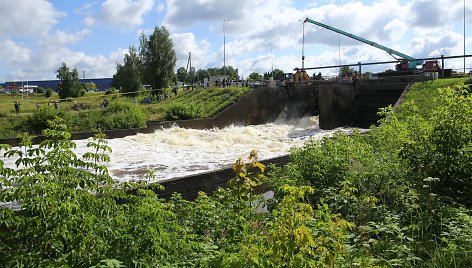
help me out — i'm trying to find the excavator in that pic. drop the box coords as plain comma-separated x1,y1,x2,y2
303,17,441,73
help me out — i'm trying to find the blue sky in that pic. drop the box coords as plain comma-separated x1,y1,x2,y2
0,0,470,82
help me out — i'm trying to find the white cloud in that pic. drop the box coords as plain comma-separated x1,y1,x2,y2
156,1,166,13
75,2,97,14
171,32,215,70
0,36,126,81
0,39,31,66
164,0,252,27
101,0,154,29
0,0,64,37
84,17,96,27
54,29,91,45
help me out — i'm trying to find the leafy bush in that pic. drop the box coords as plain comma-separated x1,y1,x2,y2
44,88,52,98
164,103,204,120
24,106,63,134
399,86,472,205
268,79,472,266
99,100,146,129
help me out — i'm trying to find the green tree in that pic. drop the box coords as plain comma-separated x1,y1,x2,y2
263,69,285,80
248,72,263,80
186,67,196,84
140,27,177,89
206,66,239,80
83,82,97,91
56,63,82,99
44,88,53,98
112,46,143,93
269,68,285,80
195,68,209,83
176,67,187,82
224,65,239,80
339,66,354,77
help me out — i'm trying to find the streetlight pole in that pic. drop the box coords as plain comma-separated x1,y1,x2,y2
302,20,305,70
223,19,230,78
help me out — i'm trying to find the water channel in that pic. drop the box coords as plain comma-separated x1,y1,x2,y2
1,116,358,184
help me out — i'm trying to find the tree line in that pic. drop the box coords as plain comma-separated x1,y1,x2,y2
56,25,291,99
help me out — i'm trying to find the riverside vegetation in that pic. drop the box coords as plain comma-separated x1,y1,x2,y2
0,77,471,267
0,86,250,139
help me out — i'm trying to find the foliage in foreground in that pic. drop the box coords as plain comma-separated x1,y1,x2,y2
0,119,349,267
269,79,472,267
0,78,471,267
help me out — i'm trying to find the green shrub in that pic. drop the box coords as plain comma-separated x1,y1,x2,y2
24,107,62,134
99,100,146,129
399,86,472,205
44,88,52,98
164,103,204,120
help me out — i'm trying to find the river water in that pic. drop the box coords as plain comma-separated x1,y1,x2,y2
1,116,357,183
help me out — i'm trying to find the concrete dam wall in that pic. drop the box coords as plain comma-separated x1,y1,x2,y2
319,78,413,129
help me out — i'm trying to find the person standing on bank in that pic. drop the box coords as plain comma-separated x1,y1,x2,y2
14,101,20,113
352,71,358,86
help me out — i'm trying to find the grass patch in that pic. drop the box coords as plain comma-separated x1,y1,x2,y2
396,77,469,119
0,86,251,138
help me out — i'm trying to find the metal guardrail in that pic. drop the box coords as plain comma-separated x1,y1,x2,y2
300,54,472,72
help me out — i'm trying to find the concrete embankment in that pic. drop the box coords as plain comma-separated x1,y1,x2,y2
140,154,291,200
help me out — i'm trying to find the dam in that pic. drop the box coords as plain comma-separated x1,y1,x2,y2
0,77,414,199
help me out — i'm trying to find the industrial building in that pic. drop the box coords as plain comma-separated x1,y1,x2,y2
0,78,113,93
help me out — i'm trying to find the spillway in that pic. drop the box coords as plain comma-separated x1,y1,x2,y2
1,116,357,183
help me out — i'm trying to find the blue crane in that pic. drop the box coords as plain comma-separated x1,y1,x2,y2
303,17,424,71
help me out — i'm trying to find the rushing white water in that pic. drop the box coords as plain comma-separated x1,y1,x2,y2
1,116,358,183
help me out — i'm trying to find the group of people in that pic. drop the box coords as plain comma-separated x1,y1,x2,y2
13,100,57,113
48,100,59,109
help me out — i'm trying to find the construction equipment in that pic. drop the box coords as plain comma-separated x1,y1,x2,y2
280,68,310,87
303,17,440,72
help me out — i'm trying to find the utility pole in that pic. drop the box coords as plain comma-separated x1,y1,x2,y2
21,69,23,101
186,52,192,84
464,0,466,74
186,52,192,72
223,19,230,78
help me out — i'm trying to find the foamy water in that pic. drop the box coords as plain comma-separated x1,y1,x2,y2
1,116,358,183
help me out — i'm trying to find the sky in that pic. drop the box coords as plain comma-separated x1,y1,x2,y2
0,0,471,83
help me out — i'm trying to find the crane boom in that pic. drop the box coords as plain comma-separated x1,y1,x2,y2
304,17,422,70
